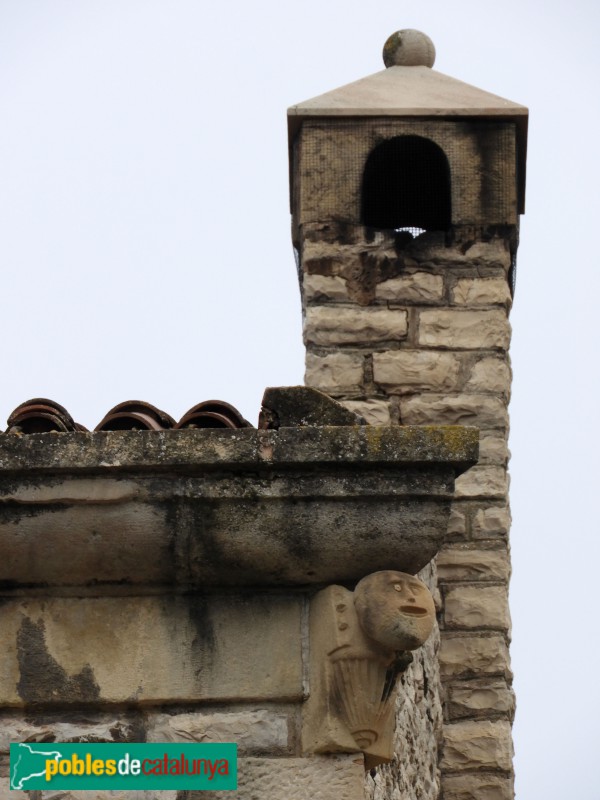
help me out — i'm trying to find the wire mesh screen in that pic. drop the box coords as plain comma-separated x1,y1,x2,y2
294,120,517,228
395,226,427,238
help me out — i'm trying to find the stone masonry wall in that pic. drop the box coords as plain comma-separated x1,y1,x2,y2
300,222,515,800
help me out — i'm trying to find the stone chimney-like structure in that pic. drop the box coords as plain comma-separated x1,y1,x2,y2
0,28,525,800
289,29,527,800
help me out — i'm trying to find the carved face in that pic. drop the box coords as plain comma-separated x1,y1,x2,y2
353,571,435,651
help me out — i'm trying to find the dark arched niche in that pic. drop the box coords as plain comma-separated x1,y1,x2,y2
360,136,451,232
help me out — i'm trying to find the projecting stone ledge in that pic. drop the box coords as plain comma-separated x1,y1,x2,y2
0,389,477,592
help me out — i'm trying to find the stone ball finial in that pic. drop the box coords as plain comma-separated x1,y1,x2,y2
383,29,436,68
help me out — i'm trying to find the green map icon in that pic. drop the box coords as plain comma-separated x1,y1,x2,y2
10,741,237,790
11,743,63,790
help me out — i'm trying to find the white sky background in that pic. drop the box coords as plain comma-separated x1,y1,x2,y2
1,1,599,796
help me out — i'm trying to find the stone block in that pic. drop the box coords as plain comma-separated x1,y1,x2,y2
0,776,28,799
305,352,364,392
342,399,391,425
472,506,511,537
0,423,476,591
440,720,513,771
438,635,511,679
0,595,303,707
304,307,408,346
375,272,444,304
478,433,510,466
437,547,510,583
451,278,512,307
0,497,176,590
373,351,461,393
0,714,143,752
466,357,512,396
418,309,510,350
146,710,290,755
444,585,510,631
303,274,349,302
454,466,508,499
463,241,511,269
400,394,508,428
184,755,365,800
447,679,515,720
442,772,514,800
446,506,467,537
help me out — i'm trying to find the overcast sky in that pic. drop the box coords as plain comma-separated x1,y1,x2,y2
1,2,599,797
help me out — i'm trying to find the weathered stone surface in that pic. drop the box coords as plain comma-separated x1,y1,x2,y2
303,273,349,301
462,241,511,269
342,399,391,425
373,351,461,393
466,357,511,396
301,222,379,254
418,309,510,350
147,710,290,755
0,425,476,472
184,755,365,800
478,432,510,466
447,679,515,720
299,228,511,268
442,772,514,800
444,585,510,631
0,498,181,589
439,635,511,679
472,506,511,537
0,426,477,589
440,720,512,771
454,466,508,499
401,394,508,428
451,278,512,307
260,386,363,428
304,307,408,345
0,715,143,752
0,777,28,799
0,595,303,706
375,272,444,303
365,564,443,800
437,547,510,583
294,139,518,800
446,506,467,537
305,352,364,392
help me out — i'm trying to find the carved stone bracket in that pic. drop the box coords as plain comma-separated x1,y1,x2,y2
302,571,436,767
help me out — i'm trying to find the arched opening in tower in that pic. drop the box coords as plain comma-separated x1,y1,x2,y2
360,135,451,234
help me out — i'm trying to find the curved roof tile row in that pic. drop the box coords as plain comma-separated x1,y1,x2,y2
2,398,252,434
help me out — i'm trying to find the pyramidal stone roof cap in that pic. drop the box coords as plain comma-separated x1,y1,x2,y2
287,29,528,213
288,29,528,122
288,64,528,120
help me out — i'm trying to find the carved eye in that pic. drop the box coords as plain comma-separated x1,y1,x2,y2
393,583,403,592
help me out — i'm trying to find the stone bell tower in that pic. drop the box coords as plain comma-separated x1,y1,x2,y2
289,30,528,800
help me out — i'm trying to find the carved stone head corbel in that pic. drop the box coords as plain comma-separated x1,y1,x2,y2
302,571,436,767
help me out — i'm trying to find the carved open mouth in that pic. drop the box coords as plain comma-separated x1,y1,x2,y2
400,605,428,617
